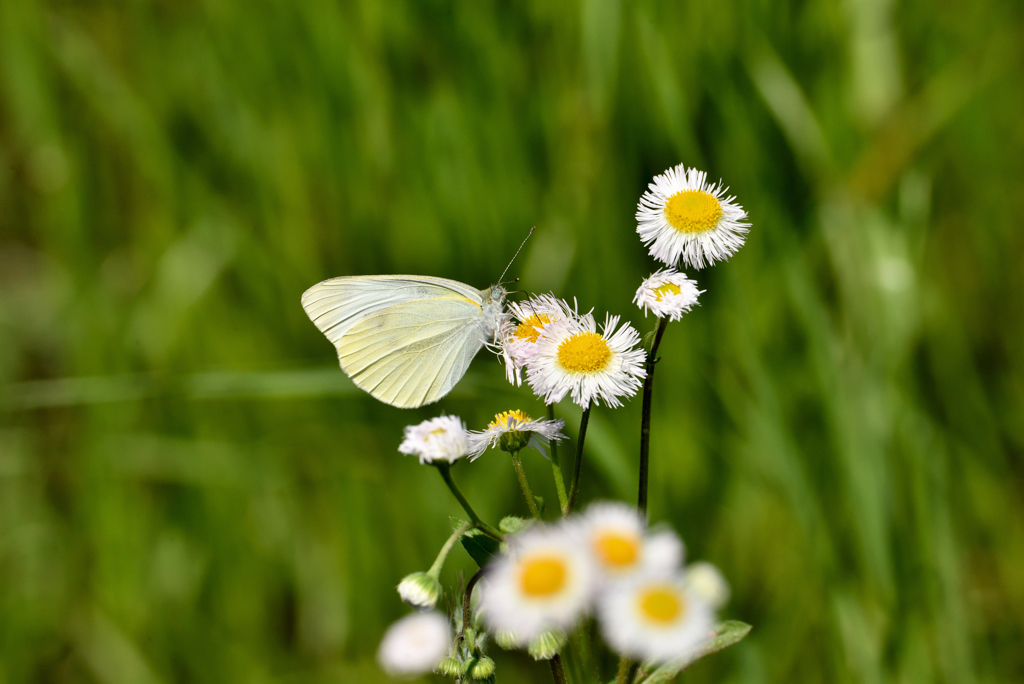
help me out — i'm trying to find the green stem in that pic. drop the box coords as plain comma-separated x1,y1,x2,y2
511,451,542,518
550,653,568,684
461,568,486,637
566,405,592,513
548,403,569,515
434,463,504,542
616,656,632,684
638,317,669,521
427,520,472,576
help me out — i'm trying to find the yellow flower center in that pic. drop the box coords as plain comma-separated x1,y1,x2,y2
556,332,611,374
519,555,567,597
514,314,553,343
593,531,639,568
638,585,686,625
653,282,681,301
424,428,447,441
489,409,532,430
664,189,723,234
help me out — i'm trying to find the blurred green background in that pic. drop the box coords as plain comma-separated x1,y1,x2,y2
2,0,1022,682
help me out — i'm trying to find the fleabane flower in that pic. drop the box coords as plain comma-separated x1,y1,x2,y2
376,611,452,677
398,415,470,464
576,502,684,581
634,268,703,321
526,313,646,408
479,527,595,643
637,165,750,269
469,409,566,459
597,572,714,664
500,294,580,386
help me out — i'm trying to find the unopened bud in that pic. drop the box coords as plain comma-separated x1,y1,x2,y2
397,571,442,609
468,655,496,680
436,655,467,678
527,628,567,660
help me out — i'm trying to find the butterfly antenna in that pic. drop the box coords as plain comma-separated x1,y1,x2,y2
499,227,535,284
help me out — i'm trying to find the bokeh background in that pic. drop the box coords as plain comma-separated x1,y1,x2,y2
2,0,1023,682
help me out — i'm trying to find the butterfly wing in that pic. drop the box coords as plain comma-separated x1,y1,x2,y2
301,276,488,408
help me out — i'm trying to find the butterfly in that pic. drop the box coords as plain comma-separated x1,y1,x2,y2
301,276,507,408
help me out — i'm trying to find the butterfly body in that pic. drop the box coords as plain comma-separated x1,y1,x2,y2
301,275,506,408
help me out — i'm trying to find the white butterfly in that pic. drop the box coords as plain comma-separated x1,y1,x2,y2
301,275,507,408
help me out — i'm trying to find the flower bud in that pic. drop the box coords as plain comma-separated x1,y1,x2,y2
493,629,519,650
436,655,467,678
397,571,442,609
527,628,567,661
685,561,731,609
467,655,496,680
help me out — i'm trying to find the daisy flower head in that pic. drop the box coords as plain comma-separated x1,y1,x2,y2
577,502,685,581
376,611,452,677
469,409,566,458
597,571,714,664
500,294,580,386
636,164,750,269
634,268,703,321
478,526,595,643
398,415,470,464
526,313,646,409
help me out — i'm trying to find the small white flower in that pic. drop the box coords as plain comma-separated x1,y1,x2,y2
576,502,685,581
685,561,731,609
376,611,452,677
636,165,750,269
597,572,714,664
398,415,470,464
526,313,646,409
500,294,580,386
479,526,595,643
634,268,703,321
469,409,566,458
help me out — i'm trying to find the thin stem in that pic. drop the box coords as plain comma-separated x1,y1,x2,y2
511,451,542,518
548,403,569,515
566,405,592,513
616,656,632,684
638,317,669,520
461,568,486,637
427,520,472,576
550,654,568,684
435,463,504,542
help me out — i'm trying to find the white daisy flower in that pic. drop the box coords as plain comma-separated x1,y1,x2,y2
636,165,750,269
376,611,452,677
685,561,731,609
526,313,646,409
500,294,580,386
398,415,470,464
576,502,685,581
468,409,566,458
597,572,715,664
478,526,595,643
634,268,703,321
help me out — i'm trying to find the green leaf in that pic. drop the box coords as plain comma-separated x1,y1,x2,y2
460,527,501,568
637,621,752,684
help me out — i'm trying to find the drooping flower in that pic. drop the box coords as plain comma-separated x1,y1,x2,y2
575,502,684,581
526,314,646,409
397,571,443,610
636,165,749,269
376,611,452,677
597,571,714,664
398,415,470,464
469,409,566,459
478,527,595,643
634,268,703,321
500,294,580,386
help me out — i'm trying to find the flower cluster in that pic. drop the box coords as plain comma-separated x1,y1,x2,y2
479,501,728,664
500,295,647,409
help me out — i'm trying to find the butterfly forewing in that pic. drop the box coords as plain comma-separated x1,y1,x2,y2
301,275,494,408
